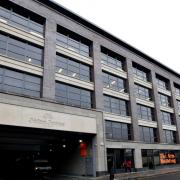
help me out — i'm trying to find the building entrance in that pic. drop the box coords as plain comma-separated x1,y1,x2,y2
0,125,94,179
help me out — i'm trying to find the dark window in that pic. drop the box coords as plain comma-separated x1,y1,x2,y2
56,54,91,81
0,3,44,36
156,76,169,90
133,64,149,82
177,100,180,110
163,130,176,144
105,120,131,140
104,95,129,116
159,93,170,107
137,104,154,121
139,126,157,143
135,84,151,100
175,86,180,96
103,72,126,92
161,111,174,125
0,33,43,66
56,26,91,57
55,82,92,108
0,66,41,97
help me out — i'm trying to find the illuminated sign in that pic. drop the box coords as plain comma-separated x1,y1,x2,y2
160,153,176,164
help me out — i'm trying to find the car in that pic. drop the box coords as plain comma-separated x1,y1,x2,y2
33,159,52,175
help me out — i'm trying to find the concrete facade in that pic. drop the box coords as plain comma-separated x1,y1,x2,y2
0,0,180,177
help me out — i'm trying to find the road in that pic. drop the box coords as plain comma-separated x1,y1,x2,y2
137,171,180,180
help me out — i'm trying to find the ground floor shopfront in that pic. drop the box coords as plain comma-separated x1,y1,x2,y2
106,141,180,173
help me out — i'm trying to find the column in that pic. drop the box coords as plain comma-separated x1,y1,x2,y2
92,41,104,110
151,70,164,143
42,19,56,100
126,58,140,141
134,148,143,170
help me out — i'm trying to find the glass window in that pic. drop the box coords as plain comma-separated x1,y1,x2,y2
55,82,92,108
103,72,126,92
139,126,157,143
177,100,180,110
133,65,149,81
0,66,41,97
56,33,90,57
56,54,91,81
156,76,168,90
163,130,176,144
0,6,44,36
105,120,131,141
101,52,123,70
104,95,129,116
175,87,180,96
161,111,174,125
0,33,43,66
137,104,153,121
159,93,170,107
135,84,151,100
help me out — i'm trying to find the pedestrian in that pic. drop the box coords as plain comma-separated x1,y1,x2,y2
123,159,132,172
109,166,114,180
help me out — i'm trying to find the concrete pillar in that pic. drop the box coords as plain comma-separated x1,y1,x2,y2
93,112,107,176
170,80,180,143
134,148,143,169
92,41,104,110
42,19,56,100
126,58,140,141
151,70,164,143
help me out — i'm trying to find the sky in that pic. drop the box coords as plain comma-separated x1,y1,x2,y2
53,0,180,73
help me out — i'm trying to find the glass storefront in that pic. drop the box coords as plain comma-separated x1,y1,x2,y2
142,149,180,169
107,148,134,173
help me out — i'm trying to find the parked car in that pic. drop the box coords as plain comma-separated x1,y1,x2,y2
33,159,52,174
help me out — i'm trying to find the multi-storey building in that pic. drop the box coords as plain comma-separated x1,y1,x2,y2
0,0,180,178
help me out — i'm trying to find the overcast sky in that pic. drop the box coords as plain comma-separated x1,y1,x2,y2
54,0,180,73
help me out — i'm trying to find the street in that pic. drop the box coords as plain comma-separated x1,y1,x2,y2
137,171,180,180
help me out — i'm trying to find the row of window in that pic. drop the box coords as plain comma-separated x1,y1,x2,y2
0,33,43,66
2,0,180,99
105,120,177,144
0,3,44,36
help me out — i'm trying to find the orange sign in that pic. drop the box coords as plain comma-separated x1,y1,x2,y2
160,153,176,164
80,142,87,157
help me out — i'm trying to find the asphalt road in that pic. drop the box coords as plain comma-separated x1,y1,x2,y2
137,171,180,180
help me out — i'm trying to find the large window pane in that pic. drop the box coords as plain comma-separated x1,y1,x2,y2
0,67,41,97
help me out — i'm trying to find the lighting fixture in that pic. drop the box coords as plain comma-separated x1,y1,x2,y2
58,68,63,73
72,73,76,77
111,81,116,85
79,139,83,143
62,144,66,148
28,58,32,62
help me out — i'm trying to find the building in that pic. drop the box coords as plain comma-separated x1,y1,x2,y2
0,0,180,178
